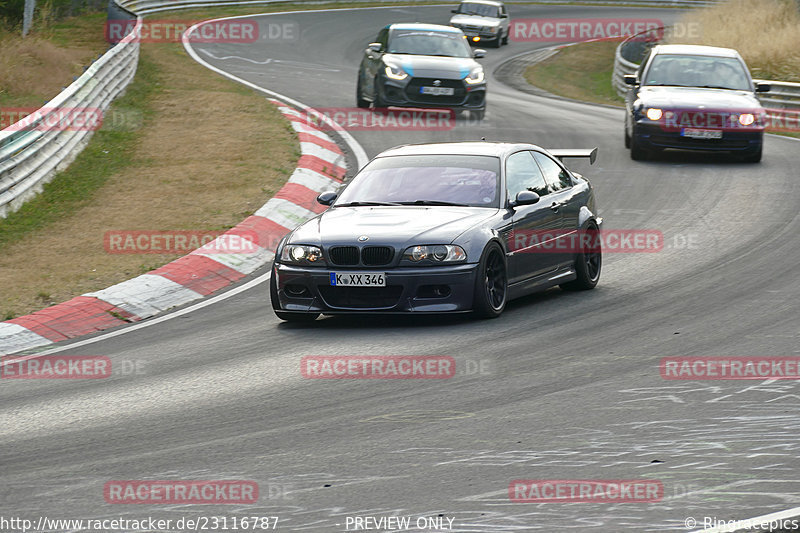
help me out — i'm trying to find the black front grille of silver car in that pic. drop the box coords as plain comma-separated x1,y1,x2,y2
329,246,359,265
361,246,394,266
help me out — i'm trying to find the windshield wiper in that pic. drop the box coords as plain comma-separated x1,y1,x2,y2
335,201,402,207
398,200,470,206
696,84,739,90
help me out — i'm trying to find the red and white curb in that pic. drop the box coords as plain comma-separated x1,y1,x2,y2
0,99,345,354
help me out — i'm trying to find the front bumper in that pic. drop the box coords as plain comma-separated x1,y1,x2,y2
453,25,500,42
633,122,764,152
380,75,486,110
273,263,479,314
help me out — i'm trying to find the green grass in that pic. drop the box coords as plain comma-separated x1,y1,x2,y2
0,54,159,249
524,40,624,107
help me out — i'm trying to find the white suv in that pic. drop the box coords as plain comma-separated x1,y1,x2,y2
449,0,509,48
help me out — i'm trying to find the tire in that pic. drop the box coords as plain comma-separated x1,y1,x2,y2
624,120,631,148
740,144,762,163
472,243,507,318
501,29,509,45
560,223,601,291
356,75,369,109
270,269,319,322
373,77,386,108
630,135,648,161
490,35,501,48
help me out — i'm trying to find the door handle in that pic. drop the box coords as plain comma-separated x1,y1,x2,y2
549,201,564,211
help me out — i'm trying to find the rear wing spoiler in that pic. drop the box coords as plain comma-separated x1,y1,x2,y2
548,147,598,165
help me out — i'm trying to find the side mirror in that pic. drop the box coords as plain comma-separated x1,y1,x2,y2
473,48,486,59
500,13,508,18
316,191,338,206
755,82,771,93
451,8,458,12
511,190,540,207
624,74,638,86
366,42,382,55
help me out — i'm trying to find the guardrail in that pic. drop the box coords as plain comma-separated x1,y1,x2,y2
612,27,800,121
0,8,141,219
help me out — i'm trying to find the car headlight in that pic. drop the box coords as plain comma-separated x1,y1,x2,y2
385,63,408,81
465,67,485,85
487,26,499,33
403,245,467,263
280,244,324,265
738,113,755,126
645,108,663,121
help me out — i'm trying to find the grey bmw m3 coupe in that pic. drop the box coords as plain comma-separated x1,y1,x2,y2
270,141,602,321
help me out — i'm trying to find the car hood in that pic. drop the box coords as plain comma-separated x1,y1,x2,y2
290,206,499,247
636,86,763,111
450,14,501,27
384,53,479,80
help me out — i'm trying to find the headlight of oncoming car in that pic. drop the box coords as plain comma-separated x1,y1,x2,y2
645,108,663,121
280,244,324,265
487,26,498,33
465,67,485,85
738,113,755,126
385,63,408,81
403,245,467,264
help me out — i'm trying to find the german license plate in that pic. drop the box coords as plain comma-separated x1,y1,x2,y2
420,86,454,96
329,272,386,287
682,128,723,139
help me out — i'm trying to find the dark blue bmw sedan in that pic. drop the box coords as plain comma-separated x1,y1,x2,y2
624,44,770,162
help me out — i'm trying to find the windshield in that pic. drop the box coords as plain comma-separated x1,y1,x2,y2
643,54,752,91
335,154,500,208
388,30,473,57
457,2,499,17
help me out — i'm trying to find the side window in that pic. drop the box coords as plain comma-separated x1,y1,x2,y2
506,151,548,201
532,152,572,193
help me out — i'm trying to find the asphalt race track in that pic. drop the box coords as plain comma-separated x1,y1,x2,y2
2,4,800,531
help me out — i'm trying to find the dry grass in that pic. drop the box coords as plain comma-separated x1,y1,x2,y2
669,0,800,81
0,13,108,107
0,41,297,317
